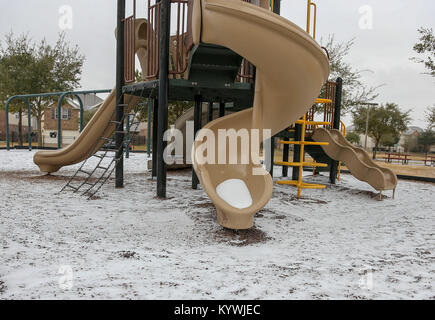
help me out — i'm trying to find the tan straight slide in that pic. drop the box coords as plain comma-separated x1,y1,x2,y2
34,19,149,173
313,128,398,193
192,0,330,229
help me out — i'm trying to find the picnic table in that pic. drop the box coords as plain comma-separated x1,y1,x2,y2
383,152,411,165
424,155,435,166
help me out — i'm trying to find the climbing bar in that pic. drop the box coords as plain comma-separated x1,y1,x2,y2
315,98,332,104
295,120,330,126
277,140,329,146
276,180,326,189
275,161,328,168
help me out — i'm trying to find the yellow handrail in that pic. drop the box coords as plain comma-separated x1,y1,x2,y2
337,120,346,181
315,98,332,104
340,120,346,136
307,1,317,39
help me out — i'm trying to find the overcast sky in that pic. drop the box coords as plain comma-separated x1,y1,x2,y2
0,0,434,128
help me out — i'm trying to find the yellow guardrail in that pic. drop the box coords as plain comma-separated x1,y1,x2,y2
337,120,346,181
307,0,317,39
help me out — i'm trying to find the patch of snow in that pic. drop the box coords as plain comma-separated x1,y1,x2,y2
216,179,253,209
0,150,434,300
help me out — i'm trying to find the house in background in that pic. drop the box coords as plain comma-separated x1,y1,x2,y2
345,125,376,150
398,126,434,153
0,112,38,143
42,93,104,147
42,100,80,147
346,125,433,153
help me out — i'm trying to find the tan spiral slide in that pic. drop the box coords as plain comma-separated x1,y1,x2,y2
34,19,149,173
313,128,398,193
192,0,330,229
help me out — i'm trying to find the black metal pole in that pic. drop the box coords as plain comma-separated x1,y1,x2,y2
157,0,170,198
269,1,280,179
273,0,281,14
329,77,343,184
292,123,302,181
282,137,289,177
269,136,275,177
207,102,213,123
115,0,125,188
152,99,158,179
192,95,203,189
219,102,225,117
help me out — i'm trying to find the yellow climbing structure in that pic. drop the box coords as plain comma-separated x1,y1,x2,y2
275,98,332,199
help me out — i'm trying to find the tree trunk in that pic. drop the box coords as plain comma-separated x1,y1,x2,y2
373,141,379,160
18,107,23,146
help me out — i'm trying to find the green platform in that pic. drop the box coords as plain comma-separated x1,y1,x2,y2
123,78,254,110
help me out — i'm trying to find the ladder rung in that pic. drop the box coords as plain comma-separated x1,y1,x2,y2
97,166,109,170
275,161,329,168
101,137,113,141
295,120,331,126
79,169,92,175
278,140,329,146
315,98,333,104
65,185,78,191
109,120,122,125
276,180,327,189
118,104,128,107
93,154,105,159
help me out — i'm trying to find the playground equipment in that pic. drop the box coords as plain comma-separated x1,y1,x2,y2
191,0,329,229
312,128,398,199
4,89,111,151
33,18,149,173
276,102,331,199
22,0,395,230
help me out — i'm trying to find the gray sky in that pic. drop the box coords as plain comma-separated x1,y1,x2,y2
0,0,434,128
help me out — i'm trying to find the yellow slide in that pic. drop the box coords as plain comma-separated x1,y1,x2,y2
313,128,398,193
192,0,330,229
34,19,149,173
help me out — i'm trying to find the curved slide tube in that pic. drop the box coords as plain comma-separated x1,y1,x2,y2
34,19,149,173
312,128,398,191
192,0,330,229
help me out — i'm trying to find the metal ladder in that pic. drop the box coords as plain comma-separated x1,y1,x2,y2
61,86,152,199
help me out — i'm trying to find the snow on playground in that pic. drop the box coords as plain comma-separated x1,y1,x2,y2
0,150,434,300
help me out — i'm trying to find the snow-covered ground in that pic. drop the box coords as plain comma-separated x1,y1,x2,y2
0,150,434,300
